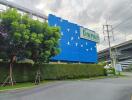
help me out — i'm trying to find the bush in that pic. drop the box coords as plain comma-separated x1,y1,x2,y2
0,62,36,83
0,62,105,83
104,68,115,76
41,64,105,80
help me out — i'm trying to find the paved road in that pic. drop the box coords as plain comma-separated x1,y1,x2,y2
1,75,132,100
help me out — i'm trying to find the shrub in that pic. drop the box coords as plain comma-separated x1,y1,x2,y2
42,64,105,80
0,62,105,83
104,68,115,76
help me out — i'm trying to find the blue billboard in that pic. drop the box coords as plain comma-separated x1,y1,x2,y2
48,14,98,63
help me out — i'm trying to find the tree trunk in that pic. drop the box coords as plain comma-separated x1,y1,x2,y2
9,63,13,86
35,64,41,85
9,55,16,86
1,55,16,86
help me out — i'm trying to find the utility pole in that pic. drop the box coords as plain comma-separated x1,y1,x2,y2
103,22,114,67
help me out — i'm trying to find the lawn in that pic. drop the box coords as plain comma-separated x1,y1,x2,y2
0,81,50,91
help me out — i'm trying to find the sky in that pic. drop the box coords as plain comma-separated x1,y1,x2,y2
5,0,132,51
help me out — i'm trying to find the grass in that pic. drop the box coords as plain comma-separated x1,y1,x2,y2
0,81,50,92
0,82,33,91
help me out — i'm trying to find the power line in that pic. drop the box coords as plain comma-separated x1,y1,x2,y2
112,15,132,30
111,3,132,22
105,2,132,31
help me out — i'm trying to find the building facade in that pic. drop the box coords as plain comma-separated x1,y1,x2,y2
48,14,99,63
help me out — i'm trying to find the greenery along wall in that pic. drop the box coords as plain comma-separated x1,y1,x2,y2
0,62,105,83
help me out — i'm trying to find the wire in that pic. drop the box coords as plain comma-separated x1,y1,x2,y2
112,3,132,20
106,2,132,31
112,15,132,30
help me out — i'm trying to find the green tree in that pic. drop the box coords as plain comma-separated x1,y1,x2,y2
0,9,61,86
26,17,61,84
0,9,31,86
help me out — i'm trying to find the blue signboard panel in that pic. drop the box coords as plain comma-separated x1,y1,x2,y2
48,14,98,63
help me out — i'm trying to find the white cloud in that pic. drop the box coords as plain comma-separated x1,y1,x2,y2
6,0,132,51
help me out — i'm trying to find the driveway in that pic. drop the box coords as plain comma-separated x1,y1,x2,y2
1,74,132,100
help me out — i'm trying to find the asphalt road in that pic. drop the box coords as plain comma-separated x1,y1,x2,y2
1,74,132,100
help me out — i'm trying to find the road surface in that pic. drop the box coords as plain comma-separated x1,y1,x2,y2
1,75,132,100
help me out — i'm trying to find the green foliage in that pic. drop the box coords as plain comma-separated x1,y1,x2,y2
0,52,8,60
1,9,21,31
0,8,61,62
98,61,107,66
0,9,31,59
104,68,115,76
0,62,105,82
41,64,105,80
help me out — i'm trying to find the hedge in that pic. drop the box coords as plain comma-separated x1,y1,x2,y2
0,62,105,83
